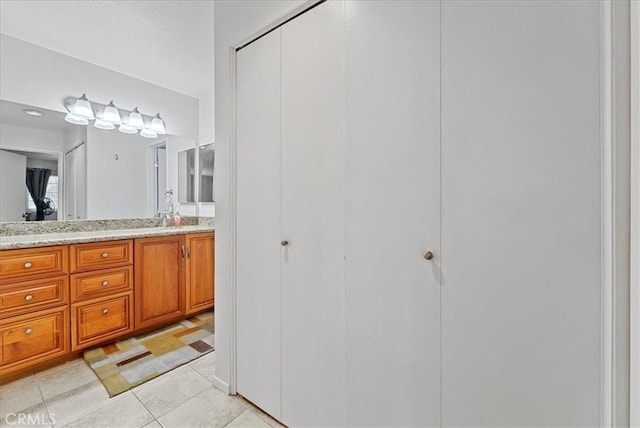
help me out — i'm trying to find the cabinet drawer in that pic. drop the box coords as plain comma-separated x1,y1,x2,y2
0,306,70,375
70,240,133,272
0,276,69,318
0,246,68,284
71,292,133,350
71,266,133,302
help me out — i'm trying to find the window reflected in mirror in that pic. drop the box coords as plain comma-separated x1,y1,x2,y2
178,147,196,203
199,143,214,203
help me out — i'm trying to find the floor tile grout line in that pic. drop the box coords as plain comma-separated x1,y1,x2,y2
129,391,159,428
33,371,55,427
131,365,211,420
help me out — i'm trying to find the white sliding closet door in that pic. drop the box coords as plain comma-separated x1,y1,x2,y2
441,1,602,426
280,1,345,426
236,29,282,419
344,1,441,426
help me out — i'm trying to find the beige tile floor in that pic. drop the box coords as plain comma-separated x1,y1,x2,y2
0,352,283,428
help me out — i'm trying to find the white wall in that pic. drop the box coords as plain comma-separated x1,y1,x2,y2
630,1,639,426
213,0,306,392
26,158,57,174
0,123,63,153
85,127,150,219
63,126,87,153
0,34,199,140
0,149,27,221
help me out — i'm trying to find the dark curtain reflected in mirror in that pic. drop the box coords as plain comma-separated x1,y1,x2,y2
26,168,51,220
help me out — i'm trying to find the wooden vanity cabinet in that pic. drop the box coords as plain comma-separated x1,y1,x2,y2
70,240,134,351
0,231,214,377
134,235,186,330
0,246,70,376
185,233,215,314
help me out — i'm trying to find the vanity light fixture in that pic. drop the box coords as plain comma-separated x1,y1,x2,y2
101,101,122,125
140,128,158,139
94,118,115,130
64,112,89,125
63,95,166,138
118,123,138,134
69,93,95,120
127,107,145,129
149,114,166,135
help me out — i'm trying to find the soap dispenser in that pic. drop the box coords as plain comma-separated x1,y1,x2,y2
173,204,181,227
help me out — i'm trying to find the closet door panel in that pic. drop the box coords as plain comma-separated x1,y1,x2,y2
280,1,345,426
345,1,441,426
441,1,601,426
236,29,282,420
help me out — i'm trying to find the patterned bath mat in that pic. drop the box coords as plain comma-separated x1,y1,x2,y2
83,311,214,397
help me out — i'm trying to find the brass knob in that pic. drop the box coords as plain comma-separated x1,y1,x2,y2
101,252,108,258
25,328,33,335
281,240,289,247
423,251,434,261
25,294,34,301
24,262,32,268
102,308,109,314
102,280,109,286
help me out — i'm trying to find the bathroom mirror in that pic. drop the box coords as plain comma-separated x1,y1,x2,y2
178,147,196,203
0,99,197,222
199,143,214,203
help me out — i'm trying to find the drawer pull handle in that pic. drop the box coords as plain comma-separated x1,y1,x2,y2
101,281,109,286
25,328,33,335
101,253,108,258
102,308,109,314
24,262,32,268
25,294,34,301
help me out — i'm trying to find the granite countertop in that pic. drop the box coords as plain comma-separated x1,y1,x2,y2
0,221,214,250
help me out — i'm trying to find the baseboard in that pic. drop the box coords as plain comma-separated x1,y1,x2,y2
212,375,230,394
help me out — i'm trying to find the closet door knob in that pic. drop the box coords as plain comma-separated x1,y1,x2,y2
423,251,434,261
281,240,289,247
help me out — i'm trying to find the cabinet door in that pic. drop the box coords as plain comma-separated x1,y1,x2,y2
134,236,185,330
185,233,214,315
441,1,601,426
344,1,441,426
280,2,345,425
0,306,69,375
236,28,283,420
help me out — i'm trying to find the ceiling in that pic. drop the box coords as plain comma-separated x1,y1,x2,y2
0,0,214,100
0,99,73,133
